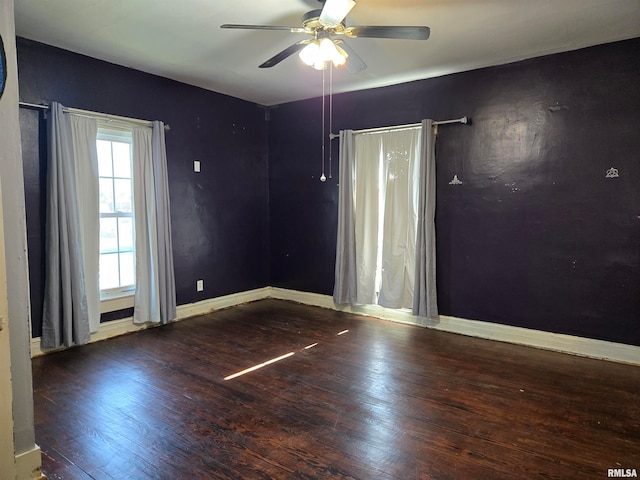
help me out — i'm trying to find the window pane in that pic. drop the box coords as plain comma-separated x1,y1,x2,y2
112,142,131,178
100,253,120,290
114,179,132,213
118,217,133,251
96,140,113,177
99,178,115,213
97,131,136,293
119,252,135,287
100,217,118,254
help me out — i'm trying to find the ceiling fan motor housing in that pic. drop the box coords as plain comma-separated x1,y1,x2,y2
302,9,347,34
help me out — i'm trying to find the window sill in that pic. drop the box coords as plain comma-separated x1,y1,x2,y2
100,291,134,314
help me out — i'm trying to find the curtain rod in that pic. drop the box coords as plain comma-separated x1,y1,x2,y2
19,101,49,110
18,101,171,130
328,116,468,140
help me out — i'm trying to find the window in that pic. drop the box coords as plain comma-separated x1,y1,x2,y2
97,127,135,298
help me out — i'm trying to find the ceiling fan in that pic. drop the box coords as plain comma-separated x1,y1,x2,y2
221,0,430,73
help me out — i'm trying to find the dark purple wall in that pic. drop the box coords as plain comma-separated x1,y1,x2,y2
17,36,640,346
18,38,269,338
268,38,640,346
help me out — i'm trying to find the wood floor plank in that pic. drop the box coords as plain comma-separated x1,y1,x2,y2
32,299,640,479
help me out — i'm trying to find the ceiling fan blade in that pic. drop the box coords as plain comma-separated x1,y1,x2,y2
319,0,356,28
345,25,430,40
221,24,305,33
335,40,367,73
259,40,310,68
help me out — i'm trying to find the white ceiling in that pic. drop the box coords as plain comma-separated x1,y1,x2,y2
14,0,640,106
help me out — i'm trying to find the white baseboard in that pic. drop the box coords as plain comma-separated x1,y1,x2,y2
31,286,640,366
176,287,271,319
15,445,43,480
268,288,640,366
433,314,640,365
30,287,271,357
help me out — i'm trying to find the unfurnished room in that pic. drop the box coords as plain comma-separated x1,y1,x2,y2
0,1,639,479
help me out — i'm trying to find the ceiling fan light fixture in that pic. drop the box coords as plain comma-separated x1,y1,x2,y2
299,38,347,69
299,42,320,66
333,44,348,67
332,56,346,68
319,37,339,60
313,60,328,71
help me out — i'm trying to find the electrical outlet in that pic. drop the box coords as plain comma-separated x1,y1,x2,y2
196,279,204,291
194,160,201,173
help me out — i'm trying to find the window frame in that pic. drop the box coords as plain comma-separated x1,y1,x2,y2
97,125,136,306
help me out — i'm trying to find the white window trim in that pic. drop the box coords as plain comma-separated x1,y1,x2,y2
100,291,134,314
98,124,136,313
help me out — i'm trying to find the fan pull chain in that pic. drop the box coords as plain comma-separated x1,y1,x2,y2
328,63,333,179
320,67,327,182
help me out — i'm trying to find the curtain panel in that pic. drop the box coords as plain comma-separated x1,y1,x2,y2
133,122,176,325
42,103,100,348
333,120,438,320
412,119,438,319
151,122,177,324
379,128,421,309
333,130,357,305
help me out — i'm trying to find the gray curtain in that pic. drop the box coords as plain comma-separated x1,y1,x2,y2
42,103,99,347
133,122,176,324
333,121,438,319
152,121,176,323
333,129,357,305
412,119,438,319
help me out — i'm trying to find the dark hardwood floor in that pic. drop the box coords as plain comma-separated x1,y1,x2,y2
32,299,640,479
